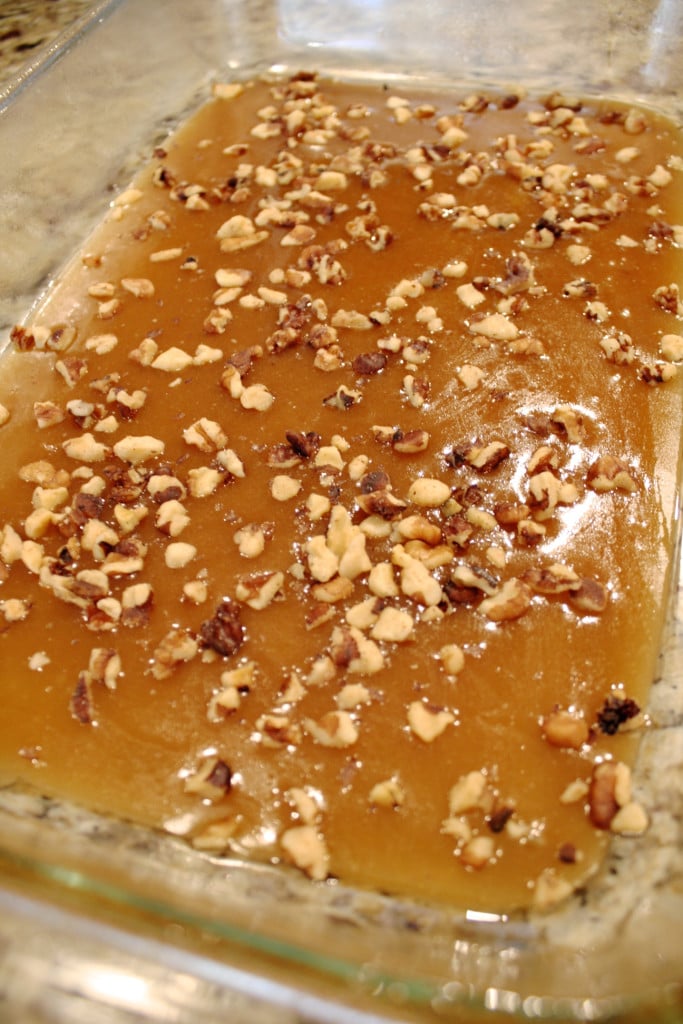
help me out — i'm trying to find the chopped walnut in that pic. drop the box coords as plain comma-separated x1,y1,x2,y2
460,835,495,869
439,643,465,676
235,570,284,610
233,523,267,559
479,578,532,621
280,825,330,881
329,624,384,675
165,542,197,569
542,708,589,749
407,477,451,507
63,433,110,463
1,598,31,622
370,606,415,643
33,401,65,429
653,282,683,315
270,475,302,501
469,313,519,341
596,695,641,734
184,756,233,800
200,599,244,657
569,577,609,614
304,710,358,747
448,770,489,814
151,629,198,680
369,777,406,808
394,548,443,606
588,760,630,827
256,712,302,748
112,434,165,465
182,418,228,453
407,701,454,742
87,648,121,690
587,454,637,493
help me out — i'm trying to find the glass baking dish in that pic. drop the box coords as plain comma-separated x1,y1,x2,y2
1,1,682,1020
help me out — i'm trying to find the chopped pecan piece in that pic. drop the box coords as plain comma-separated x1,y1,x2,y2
479,578,532,621
392,429,430,454
357,489,407,519
568,577,609,614
487,805,514,833
493,252,534,295
304,710,358,747
200,599,245,657
596,695,641,735
653,282,683,315
407,701,454,742
353,351,388,375
588,761,622,829
542,708,589,749
256,713,302,748
448,440,510,473
522,563,580,595
151,629,198,680
285,431,321,459
280,825,330,881
70,671,95,724
586,455,637,493
235,570,284,610
184,756,233,800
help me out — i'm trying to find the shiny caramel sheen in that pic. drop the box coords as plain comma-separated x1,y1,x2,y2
0,75,681,910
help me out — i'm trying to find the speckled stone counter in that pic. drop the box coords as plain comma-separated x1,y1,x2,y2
0,0,93,85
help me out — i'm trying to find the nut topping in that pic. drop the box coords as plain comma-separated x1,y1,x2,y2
200,600,244,657
2,70,677,909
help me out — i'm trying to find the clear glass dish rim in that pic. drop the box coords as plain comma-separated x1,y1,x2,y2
0,1,682,1020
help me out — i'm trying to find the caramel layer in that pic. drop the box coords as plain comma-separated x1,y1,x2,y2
0,74,681,911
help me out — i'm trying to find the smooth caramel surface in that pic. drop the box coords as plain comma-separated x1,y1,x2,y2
0,75,682,911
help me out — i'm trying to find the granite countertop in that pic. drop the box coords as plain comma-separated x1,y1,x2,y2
0,0,94,85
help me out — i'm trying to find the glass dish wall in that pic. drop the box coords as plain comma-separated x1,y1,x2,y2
1,1,682,1020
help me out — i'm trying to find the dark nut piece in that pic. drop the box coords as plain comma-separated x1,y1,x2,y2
596,695,640,734
285,431,321,459
357,489,408,519
447,440,510,473
353,351,388,375
200,599,244,656
70,671,95,724
392,429,430,454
